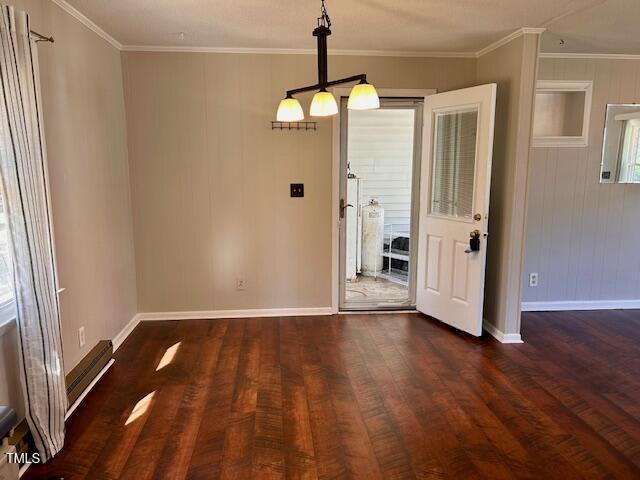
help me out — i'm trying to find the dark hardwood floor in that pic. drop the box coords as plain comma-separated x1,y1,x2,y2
25,311,640,479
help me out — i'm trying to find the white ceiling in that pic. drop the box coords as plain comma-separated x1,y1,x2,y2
540,0,640,54
64,0,640,55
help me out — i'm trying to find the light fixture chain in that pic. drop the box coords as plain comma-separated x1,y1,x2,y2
318,0,331,28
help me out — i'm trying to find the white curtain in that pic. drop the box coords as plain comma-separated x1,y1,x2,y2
0,5,66,461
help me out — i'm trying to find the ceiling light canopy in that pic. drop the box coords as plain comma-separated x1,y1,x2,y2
276,0,379,121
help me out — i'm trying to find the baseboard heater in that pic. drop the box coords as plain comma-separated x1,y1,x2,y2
9,340,113,461
66,340,113,407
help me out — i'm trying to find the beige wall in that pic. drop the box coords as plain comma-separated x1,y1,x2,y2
121,52,476,313
0,0,137,416
477,33,541,335
524,57,640,304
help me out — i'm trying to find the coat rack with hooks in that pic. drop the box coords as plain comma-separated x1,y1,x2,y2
271,121,317,131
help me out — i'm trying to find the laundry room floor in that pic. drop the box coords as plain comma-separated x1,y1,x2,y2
345,275,408,302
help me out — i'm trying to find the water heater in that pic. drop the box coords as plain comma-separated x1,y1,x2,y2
361,199,384,276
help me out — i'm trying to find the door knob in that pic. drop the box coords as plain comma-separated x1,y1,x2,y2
465,230,481,254
340,198,353,219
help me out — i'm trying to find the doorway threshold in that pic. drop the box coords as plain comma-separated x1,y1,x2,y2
339,309,418,315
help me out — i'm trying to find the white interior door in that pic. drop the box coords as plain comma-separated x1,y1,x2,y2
416,84,496,336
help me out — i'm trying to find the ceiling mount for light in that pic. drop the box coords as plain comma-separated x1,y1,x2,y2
276,0,379,122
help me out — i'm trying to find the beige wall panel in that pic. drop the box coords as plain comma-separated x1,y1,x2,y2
477,33,540,334
122,52,477,312
524,57,640,303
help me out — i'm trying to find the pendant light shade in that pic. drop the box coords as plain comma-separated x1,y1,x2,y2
347,82,380,110
310,89,338,117
276,96,304,122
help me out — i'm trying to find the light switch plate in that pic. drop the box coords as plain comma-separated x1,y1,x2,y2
290,183,304,197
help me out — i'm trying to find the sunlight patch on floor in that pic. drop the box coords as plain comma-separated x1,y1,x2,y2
156,342,181,371
125,391,156,426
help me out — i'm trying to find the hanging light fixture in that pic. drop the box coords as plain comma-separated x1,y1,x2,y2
276,0,379,120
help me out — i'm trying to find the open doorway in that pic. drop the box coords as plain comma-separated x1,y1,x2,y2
338,97,424,310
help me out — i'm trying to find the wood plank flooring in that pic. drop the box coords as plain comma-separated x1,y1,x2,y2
24,311,640,479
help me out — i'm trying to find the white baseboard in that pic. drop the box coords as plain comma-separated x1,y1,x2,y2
483,320,523,344
339,309,418,315
112,314,141,351
521,299,640,312
137,307,333,321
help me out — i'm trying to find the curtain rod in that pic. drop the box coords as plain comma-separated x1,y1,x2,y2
30,30,54,43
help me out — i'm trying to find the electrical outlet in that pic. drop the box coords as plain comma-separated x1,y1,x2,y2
78,326,86,348
236,278,246,291
529,272,539,287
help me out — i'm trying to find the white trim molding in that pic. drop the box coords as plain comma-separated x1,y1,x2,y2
476,27,546,57
37,8,563,62
137,307,333,322
340,309,418,315
483,320,523,344
0,316,15,338
33,9,636,62
522,299,640,312
121,45,477,58
539,52,640,60
112,314,141,351
50,0,123,49
0,299,16,336
118,28,545,59
122,27,546,58
532,80,593,148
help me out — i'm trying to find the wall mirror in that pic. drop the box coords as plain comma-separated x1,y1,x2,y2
600,104,640,183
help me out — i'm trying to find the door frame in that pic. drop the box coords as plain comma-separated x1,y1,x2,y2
331,88,437,313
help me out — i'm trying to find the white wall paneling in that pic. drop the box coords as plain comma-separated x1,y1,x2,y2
347,108,416,232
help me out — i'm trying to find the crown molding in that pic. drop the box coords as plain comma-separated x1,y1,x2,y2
121,44,640,61
44,6,547,62
50,0,122,50
39,5,638,63
120,44,477,58
475,27,546,57
50,6,636,64
122,27,545,58
539,52,640,60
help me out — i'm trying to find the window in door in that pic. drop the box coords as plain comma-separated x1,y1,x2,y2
430,108,478,219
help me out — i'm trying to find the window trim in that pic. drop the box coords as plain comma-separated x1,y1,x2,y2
0,297,16,336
